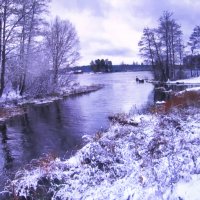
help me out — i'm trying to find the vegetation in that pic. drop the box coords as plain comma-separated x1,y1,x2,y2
6,100,200,199
138,11,184,81
90,59,112,72
152,90,200,113
138,11,200,82
188,25,200,55
0,0,80,98
45,17,80,85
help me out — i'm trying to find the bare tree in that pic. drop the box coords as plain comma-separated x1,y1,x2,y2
158,11,183,80
0,0,16,96
44,16,80,85
0,0,29,96
138,27,155,66
17,0,50,95
139,11,184,81
0,0,51,97
0,0,30,96
139,27,166,80
188,26,200,55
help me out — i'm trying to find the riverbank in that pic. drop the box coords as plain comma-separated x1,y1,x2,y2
2,88,200,200
0,84,103,123
169,76,200,85
147,75,200,85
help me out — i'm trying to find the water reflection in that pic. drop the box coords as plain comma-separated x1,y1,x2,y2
0,125,14,169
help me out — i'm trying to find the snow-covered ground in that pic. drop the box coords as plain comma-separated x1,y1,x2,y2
177,86,200,94
3,102,200,200
169,76,200,84
168,76,200,94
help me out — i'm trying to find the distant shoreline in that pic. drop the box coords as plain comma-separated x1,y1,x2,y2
66,64,153,73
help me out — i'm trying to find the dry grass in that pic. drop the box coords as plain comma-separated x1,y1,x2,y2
0,106,26,120
152,90,200,114
108,113,138,126
93,131,104,142
37,154,57,173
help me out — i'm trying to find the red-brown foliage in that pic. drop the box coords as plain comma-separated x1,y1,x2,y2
152,91,200,114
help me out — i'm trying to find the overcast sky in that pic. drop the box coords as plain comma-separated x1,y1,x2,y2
50,0,200,66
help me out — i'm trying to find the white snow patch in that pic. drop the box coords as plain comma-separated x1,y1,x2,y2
173,174,200,200
176,86,200,95
130,114,154,123
0,90,21,102
156,101,165,104
170,76,200,84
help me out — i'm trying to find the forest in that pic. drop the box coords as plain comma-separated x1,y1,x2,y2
0,0,79,99
138,11,200,81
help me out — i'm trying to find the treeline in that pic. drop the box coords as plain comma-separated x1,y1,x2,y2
0,0,79,98
138,11,200,81
90,59,112,72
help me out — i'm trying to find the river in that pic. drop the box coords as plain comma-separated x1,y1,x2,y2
0,71,154,191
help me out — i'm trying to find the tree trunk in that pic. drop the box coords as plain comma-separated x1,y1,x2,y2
19,1,36,96
0,18,2,67
19,73,26,96
0,45,6,96
0,4,7,97
53,61,58,85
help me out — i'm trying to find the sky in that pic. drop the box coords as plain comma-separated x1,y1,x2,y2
50,0,200,66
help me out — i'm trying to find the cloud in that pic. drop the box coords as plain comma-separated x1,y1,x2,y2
94,47,133,57
128,0,200,36
50,0,200,65
51,0,109,17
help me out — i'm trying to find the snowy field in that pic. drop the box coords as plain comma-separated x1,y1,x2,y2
1,99,200,200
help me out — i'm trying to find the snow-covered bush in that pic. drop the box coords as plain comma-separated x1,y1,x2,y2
3,105,200,199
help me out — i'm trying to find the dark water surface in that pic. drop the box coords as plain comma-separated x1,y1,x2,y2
0,72,154,191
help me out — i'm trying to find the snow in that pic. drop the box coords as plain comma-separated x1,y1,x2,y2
1,90,21,101
4,105,200,199
155,101,165,104
168,76,200,93
0,84,103,122
175,86,200,95
170,76,200,84
184,86,200,92
172,174,200,200
0,83,103,105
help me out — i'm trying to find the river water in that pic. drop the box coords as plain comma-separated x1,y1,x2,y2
0,71,154,191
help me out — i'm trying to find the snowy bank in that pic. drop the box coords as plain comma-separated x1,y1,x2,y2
177,86,200,94
169,76,200,85
3,104,200,200
0,84,103,122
